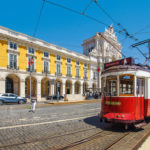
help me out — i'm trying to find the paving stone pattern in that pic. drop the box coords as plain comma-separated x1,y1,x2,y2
0,103,150,150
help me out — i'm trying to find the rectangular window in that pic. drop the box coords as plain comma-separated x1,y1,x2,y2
67,58,71,63
76,68,80,77
76,61,80,65
9,42,17,50
56,55,61,61
28,56,34,71
67,65,71,75
44,61,49,72
105,76,117,96
84,63,87,67
56,63,61,74
28,47,35,54
93,71,96,79
136,78,145,96
120,75,134,96
9,54,17,69
84,69,87,78
44,52,49,58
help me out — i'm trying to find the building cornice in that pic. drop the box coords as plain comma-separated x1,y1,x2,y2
0,26,93,63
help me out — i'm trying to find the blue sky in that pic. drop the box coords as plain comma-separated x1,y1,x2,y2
0,0,150,64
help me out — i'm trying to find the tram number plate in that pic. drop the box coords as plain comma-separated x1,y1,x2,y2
105,101,121,106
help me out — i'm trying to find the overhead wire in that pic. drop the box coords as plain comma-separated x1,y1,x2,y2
133,24,150,35
33,0,46,37
45,0,124,36
82,0,93,14
93,0,138,41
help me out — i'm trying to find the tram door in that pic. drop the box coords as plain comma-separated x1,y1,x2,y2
136,78,145,120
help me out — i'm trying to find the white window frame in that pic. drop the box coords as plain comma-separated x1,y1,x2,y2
56,55,61,61
67,65,71,76
43,51,49,58
67,58,71,63
84,69,87,78
27,56,35,71
28,47,35,54
43,60,49,72
76,67,80,77
8,53,18,69
56,63,61,74
9,41,18,50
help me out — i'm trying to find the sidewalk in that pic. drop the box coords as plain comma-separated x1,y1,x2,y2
138,136,150,150
44,99,101,105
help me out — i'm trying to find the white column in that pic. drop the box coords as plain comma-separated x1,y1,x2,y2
72,83,74,94
20,79,25,97
0,78,5,93
51,84,54,96
37,80,41,101
62,82,65,96
80,84,83,95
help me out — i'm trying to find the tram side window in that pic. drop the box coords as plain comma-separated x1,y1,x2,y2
120,75,134,95
136,78,144,96
106,80,117,96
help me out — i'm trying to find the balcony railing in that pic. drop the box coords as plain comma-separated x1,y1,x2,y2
66,74,72,77
7,65,19,70
76,75,80,78
55,72,62,76
42,70,50,74
84,77,88,80
26,68,36,72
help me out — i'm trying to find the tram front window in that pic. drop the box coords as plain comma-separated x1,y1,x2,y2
120,75,134,96
106,76,117,96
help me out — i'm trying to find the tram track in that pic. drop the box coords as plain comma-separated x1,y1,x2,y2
50,130,130,150
0,126,102,149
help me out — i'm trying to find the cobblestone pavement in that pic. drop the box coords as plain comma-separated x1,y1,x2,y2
0,102,150,150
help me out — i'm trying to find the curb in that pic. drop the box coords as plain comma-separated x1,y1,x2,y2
132,130,150,150
44,99,101,105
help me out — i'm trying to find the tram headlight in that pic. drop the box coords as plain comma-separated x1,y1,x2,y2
121,115,125,118
116,115,120,118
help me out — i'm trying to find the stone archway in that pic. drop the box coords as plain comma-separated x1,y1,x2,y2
5,74,20,95
83,82,88,94
65,80,72,94
54,79,63,96
92,83,96,92
74,81,81,94
25,76,37,98
41,78,50,97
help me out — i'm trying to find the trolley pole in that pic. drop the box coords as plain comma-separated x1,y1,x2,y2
30,65,32,102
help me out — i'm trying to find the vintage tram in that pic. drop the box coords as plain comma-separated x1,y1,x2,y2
100,57,150,129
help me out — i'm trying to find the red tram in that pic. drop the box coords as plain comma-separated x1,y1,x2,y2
100,57,150,129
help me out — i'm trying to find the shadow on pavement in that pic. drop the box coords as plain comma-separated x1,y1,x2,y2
84,115,144,132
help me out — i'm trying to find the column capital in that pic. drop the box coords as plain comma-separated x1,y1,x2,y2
0,77,5,81
20,79,25,82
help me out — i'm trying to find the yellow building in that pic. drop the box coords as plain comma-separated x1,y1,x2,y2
0,26,99,101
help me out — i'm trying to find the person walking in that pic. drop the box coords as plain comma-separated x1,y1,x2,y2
30,96,37,113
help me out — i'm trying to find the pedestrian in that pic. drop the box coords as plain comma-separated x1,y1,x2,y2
30,96,37,113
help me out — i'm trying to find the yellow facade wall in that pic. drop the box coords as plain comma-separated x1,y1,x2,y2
19,45,27,70
62,57,66,76
0,40,8,68
87,64,89,79
50,54,56,74
80,62,84,79
71,60,76,77
36,50,43,73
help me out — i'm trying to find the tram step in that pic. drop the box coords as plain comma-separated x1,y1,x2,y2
134,122,147,128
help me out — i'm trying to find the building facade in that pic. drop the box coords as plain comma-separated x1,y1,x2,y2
0,25,121,101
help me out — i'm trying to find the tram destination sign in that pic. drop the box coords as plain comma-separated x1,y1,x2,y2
104,57,134,70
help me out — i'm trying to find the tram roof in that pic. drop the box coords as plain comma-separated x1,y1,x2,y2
102,57,150,74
